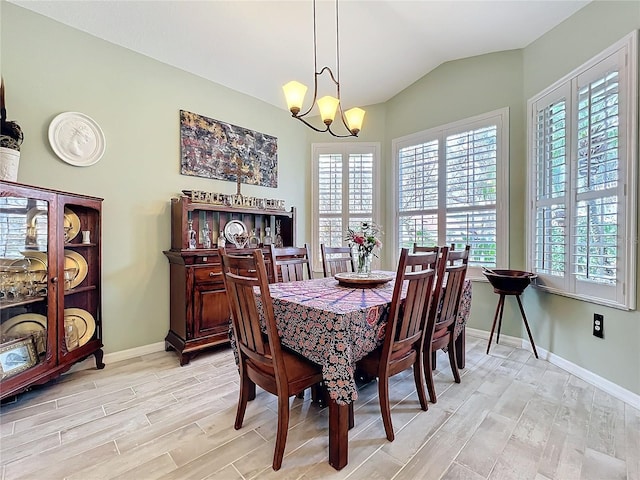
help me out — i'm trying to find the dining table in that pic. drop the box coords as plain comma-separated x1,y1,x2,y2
250,272,472,470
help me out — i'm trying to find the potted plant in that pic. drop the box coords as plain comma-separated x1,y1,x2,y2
0,77,24,181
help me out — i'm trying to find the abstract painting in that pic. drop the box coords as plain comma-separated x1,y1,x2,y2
179,110,278,188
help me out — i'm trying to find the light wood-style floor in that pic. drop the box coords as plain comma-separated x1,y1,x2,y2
1,334,638,480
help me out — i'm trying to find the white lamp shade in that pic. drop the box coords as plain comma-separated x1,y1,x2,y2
283,81,308,114
317,96,340,125
344,107,365,134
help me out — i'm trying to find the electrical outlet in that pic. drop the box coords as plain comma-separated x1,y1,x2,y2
593,313,604,338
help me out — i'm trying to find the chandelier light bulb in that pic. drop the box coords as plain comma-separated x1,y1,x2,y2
344,107,365,135
317,96,340,125
283,81,308,115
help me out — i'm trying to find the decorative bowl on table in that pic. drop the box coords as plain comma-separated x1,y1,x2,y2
334,271,393,288
482,269,537,294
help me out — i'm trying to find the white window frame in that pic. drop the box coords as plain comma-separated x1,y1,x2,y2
526,31,637,310
392,108,510,280
311,142,381,273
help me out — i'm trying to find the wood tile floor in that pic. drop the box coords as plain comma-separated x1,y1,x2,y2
1,334,638,480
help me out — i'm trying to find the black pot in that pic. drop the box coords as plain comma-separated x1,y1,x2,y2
482,269,537,294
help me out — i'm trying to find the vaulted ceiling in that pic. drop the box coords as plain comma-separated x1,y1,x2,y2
10,1,590,111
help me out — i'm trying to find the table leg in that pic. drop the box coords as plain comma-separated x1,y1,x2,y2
455,326,465,369
515,294,539,359
328,399,349,470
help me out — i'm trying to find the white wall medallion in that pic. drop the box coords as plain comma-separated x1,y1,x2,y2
48,112,106,167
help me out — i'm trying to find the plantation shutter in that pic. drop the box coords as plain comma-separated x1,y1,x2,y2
397,140,439,249
573,55,622,300
444,126,498,266
531,85,569,290
318,153,343,249
313,144,379,270
395,109,508,274
348,153,373,230
527,32,635,309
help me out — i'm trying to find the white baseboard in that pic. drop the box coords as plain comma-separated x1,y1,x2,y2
103,341,166,363
67,341,166,374
466,327,523,348
467,327,640,409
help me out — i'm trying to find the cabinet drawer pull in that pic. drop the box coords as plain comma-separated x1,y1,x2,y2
209,272,222,278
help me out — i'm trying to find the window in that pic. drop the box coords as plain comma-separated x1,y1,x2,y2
527,31,637,309
311,143,380,271
393,108,509,278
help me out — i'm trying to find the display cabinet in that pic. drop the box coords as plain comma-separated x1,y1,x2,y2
0,181,103,400
164,194,295,365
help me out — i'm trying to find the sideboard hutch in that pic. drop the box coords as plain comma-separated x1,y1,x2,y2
164,194,296,365
0,181,103,399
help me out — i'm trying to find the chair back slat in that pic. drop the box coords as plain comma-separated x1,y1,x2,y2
270,244,312,283
220,249,285,376
321,244,355,277
381,249,438,364
429,244,470,333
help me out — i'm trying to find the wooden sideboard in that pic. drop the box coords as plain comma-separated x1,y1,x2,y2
163,195,295,365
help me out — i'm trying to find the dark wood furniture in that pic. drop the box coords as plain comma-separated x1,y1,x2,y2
220,249,323,471
163,194,296,365
413,243,469,369
357,249,439,441
0,181,103,400
320,244,355,277
424,245,469,404
269,244,311,283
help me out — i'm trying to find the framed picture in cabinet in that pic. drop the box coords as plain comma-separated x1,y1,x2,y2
0,336,37,379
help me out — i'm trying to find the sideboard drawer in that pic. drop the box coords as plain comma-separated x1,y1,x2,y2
194,266,224,284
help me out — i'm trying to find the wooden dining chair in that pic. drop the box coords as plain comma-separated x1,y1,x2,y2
423,244,470,404
320,244,355,277
270,244,312,283
220,249,324,470
356,248,439,441
413,243,455,256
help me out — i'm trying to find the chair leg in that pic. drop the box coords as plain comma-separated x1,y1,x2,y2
235,373,251,430
378,376,394,441
431,350,437,370
447,335,461,384
424,348,437,404
273,394,290,470
413,355,428,411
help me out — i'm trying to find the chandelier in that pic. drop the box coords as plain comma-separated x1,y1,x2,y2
282,0,365,137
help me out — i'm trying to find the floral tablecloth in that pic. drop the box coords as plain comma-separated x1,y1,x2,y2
250,274,472,405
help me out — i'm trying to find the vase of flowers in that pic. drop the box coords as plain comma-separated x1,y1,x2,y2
346,222,383,276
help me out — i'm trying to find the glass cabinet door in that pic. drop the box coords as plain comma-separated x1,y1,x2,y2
0,194,52,382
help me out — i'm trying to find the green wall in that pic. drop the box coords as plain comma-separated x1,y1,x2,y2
522,1,640,397
384,1,639,396
1,3,310,354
